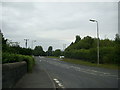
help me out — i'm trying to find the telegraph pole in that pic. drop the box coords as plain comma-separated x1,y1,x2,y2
24,39,29,48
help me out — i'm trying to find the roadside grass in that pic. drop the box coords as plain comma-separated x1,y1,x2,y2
47,56,59,59
61,58,119,70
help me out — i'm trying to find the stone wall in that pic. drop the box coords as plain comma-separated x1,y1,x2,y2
2,61,27,88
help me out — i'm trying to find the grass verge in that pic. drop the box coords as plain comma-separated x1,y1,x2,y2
47,56,59,59
61,58,118,70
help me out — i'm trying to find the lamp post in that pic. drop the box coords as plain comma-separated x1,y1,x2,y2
89,19,99,65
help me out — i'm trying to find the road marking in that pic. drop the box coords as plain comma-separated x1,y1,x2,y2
53,79,58,81
53,78,64,88
46,60,117,78
56,80,59,83
69,65,118,77
58,83,63,87
39,60,41,62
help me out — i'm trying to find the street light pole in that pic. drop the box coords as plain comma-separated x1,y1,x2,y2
89,19,99,65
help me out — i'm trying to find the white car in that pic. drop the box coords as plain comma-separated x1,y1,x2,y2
59,56,64,59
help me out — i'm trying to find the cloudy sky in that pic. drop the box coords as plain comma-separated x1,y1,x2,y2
1,1,118,51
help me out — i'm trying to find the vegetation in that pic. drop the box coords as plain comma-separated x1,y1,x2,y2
53,49,62,57
1,32,35,72
1,28,119,70
64,34,120,65
46,46,53,56
47,56,59,59
2,52,35,72
33,46,45,56
61,58,118,70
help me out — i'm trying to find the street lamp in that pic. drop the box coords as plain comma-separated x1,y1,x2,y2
89,19,99,65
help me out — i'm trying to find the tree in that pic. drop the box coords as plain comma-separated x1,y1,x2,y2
1,32,9,52
33,46,45,56
47,46,53,56
53,49,61,57
115,34,120,44
75,35,81,43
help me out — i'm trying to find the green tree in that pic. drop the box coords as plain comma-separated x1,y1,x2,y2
115,34,120,44
99,39,115,47
47,46,53,56
53,49,61,57
33,46,45,56
114,34,120,64
75,35,81,43
64,35,119,64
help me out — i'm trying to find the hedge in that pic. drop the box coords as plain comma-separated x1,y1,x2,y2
65,47,118,64
2,52,35,72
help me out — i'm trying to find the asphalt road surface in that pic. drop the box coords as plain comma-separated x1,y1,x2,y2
35,56,118,88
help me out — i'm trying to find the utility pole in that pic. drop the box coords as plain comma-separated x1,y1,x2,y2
24,39,29,48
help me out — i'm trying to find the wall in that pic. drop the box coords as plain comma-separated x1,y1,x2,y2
2,61,27,88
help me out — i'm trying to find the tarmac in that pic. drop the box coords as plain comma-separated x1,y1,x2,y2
14,62,56,89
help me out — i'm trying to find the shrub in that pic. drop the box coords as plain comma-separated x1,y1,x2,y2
65,47,118,64
2,52,35,72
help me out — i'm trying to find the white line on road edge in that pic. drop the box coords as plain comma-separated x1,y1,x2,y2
58,83,63,86
55,80,59,83
53,79,58,81
53,78,64,88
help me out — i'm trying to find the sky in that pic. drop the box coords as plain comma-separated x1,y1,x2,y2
1,1,118,51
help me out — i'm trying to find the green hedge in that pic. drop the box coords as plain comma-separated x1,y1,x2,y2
65,47,118,64
2,53,35,72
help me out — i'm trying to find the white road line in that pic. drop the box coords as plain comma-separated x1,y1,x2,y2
55,80,60,83
48,61,117,78
53,78,64,88
53,78,58,81
58,83,63,87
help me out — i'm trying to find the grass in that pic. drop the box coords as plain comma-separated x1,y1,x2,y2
47,56,59,59
61,58,119,70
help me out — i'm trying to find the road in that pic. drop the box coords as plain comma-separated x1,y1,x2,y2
35,56,118,88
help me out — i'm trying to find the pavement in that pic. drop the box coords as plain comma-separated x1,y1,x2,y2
14,59,56,89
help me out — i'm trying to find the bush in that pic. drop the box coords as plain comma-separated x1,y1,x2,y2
2,52,35,72
65,47,118,64
23,56,35,72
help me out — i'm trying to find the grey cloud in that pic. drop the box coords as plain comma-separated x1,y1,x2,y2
2,2,118,51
